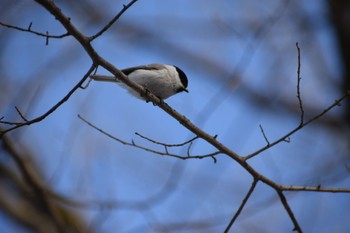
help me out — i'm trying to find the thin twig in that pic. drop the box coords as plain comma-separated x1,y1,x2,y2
186,141,193,157
0,119,22,125
281,185,350,193
0,21,69,45
89,0,139,41
135,132,199,147
80,77,93,89
224,178,258,233
78,115,221,160
14,106,28,122
296,42,304,126
0,64,96,137
135,132,200,158
277,191,302,232
245,92,350,160
259,124,270,145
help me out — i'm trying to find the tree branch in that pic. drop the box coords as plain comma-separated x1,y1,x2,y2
224,178,258,233
296,42,304,126
245,91,350,160
135,132,199,147
78,114,221,161
0,64,96,136
277,191,302,232
88,0,139,41
0,21,69,45
281,185,350,193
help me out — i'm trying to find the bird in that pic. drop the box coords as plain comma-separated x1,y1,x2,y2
90,64,188,100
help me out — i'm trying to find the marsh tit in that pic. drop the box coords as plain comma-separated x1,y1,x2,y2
90,64,188,100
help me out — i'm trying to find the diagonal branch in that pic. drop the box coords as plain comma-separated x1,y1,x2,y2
78,114,221,160
34,0,244,163
224,178,258,233
259,124,270,145
14,106,28,122
89,0,139,41
245,43,347,161
0,64,96,136
277,191,302,232
244,92,350,160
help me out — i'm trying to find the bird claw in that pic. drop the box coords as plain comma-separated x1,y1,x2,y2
142,88,152,102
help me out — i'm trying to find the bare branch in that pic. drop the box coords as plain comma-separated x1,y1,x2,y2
296,42,304,126
135,132,199,147
224,178,258,233
0,119,22,125
245,92,350,160
80,77,93,89
259,124,270,145
247,43,344,160
0,21,69,45
78,115,221,160
277,191,302,233
281,185,350,193
14,106,28,122
0,64,97,137
186,141,193,156
89,0,139,41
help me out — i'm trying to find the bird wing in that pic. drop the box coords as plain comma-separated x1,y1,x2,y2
121,64,164,75
90,64,166,82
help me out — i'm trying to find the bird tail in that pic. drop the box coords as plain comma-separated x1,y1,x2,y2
90,75,120,83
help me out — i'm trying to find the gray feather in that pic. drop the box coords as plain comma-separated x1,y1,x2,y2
121,64,165,75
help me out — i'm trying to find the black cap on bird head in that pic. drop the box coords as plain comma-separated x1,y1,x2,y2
174,65,188,93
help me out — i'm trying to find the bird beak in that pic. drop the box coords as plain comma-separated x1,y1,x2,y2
183,88,189,93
